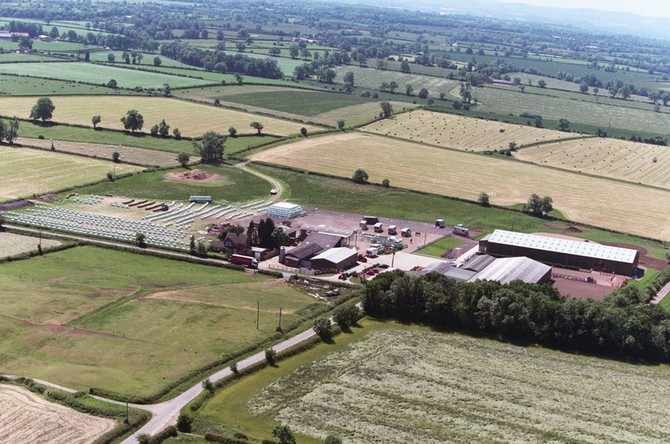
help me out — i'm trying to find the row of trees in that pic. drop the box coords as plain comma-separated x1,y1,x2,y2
364,271,670,361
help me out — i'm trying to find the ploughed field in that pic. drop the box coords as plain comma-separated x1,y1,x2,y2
0,384,116,444
0,247,323,398
515,137,670,189
0,146,142,201
197,321,670,443
0,95,317,137
250,132,670,240
363,109,582,151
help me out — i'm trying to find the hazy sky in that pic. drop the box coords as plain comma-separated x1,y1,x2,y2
506,0,670,18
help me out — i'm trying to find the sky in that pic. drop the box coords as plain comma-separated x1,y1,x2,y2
504,0,670,18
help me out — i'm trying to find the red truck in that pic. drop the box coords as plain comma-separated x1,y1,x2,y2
230,254,258,269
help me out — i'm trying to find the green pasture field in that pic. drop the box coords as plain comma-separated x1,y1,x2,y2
0,246,323,398
128,64,297,86
219,50,304,76
0,52,60,62
471,86,670,136
333,65,460,96
15,120,198,153
252,164,668,259
221,89,372,116
74,164,270,202
416,235,464,257
89,51,192,68
0,17,115,37
0,62,212,89
0,74,121,95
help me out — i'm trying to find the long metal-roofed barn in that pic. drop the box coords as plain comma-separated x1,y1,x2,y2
472,257,552,285
479,230,639,275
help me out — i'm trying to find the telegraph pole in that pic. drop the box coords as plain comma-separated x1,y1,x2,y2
256,301,260,330
278,307,283,332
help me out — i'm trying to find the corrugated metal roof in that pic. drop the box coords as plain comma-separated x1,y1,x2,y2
485,230,637,264
463,254,496,272
473,257,551,284
311,247,357,264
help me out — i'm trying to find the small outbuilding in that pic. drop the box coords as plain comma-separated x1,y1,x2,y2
267,202,303,219
310,247,359,272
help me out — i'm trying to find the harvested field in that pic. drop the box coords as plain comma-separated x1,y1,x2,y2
515,137,670,189
0,232,61,259
0,384,116,444
245,323,670,443
316,101,417,127
333,65,459,96
0,96,316,137
251,132,670,240
0,147,142,201
363,109,581,151
17,137,184,167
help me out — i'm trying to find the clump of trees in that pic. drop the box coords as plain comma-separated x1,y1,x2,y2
0,117,20,145
364,271,670,361
194,131,225,164
352,168,369,184
524,193,553,217
30,97,55,123
121,110,144,132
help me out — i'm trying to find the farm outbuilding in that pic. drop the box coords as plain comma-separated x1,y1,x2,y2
479,230,639,275
310,247,358,272
281,243,323,268
267,202,304,219
472,257,552,285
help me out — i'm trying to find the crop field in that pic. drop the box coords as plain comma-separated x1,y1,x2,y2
363,109,581,151
0,62,211,89
0,96,316,137
472,86,670,135
0,147,142,201
89,51,191,68
0,247,323,397
17,137,183,167
74,164,270,202
0,232,62,259
219,321,670,443
515,138,670,189
333,65,460,96
0,384,116,444
0,74,123,95
251,132,670,240
316,101,417,127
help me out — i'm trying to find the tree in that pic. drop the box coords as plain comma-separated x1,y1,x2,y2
107,79,118,89
272,425,296,444
163,84,171,97
228,127,237,137
418,88,429,99
265,348,277,365
176,414,192,433
324,437,342,444
173,128,182,140
123,52,130,64
388,81,399,93
405,84,414,96
337,120,345,130
112,151,120,163
558,118,571,132
177,152,190,167
235,74,243,85
459,82,473,104
313,318,333,342
271,227,290,248
49,26,59,39
400,60,411,73
478,192,490,207
30,97,55,123
0,119,6,143
538,80,547,88
121,110,144,132
158,119,170,137
150,124,159,136
352,168,369,184
380,101,393,118
135,232,146,248
300,127,308,137
194,131,225,164
107,53,115,63
250,121,264,136
6,117,19,144
153,56,162,66
343,71,355,87
289,45,299,59
579,82,589,94
525,194,553,217
91,114,101,129
333,305,360,330
382,178,390,187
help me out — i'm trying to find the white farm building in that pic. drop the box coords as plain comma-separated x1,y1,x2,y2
267,202,304,219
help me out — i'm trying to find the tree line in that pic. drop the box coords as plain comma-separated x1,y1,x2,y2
363,271,670,362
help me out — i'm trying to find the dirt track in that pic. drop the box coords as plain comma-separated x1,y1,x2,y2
0,384,116,444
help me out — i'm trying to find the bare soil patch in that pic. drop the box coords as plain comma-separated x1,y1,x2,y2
165,169,223,183
0,384,116,444
0,232,61,259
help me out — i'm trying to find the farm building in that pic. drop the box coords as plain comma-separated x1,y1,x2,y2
281,243,323,268
472,257,552,284
222,232,248,253
310,247,358,272
419,262,477,282
267,202,304,219
479,230,639,275
303,232,346,249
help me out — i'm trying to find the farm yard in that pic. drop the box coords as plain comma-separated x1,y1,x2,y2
0,384,116,444
0,246,324,398
0,232,61,259
0,95,317,137
363,109,583,151
0,147,142,201
250,132,670,240
515,137,670,189
194,320,670,443
333,65,460,97
0,62,212,89
16,137,185,167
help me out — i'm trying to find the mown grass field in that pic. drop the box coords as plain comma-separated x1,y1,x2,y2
364,109,582,151
74,164,270,202
472,85,670,135
0,146,142,201
127,65,297,87
0,232,61,259
251,132,670,241
251,164,668,259
193,319,670,443
0,74,123,95
416,235,463,257
0,62,211,89
0,95,316,136
0,247,323,398
515,137,670,189
89,51,191,68
0,53,60,62
333,65,459,97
